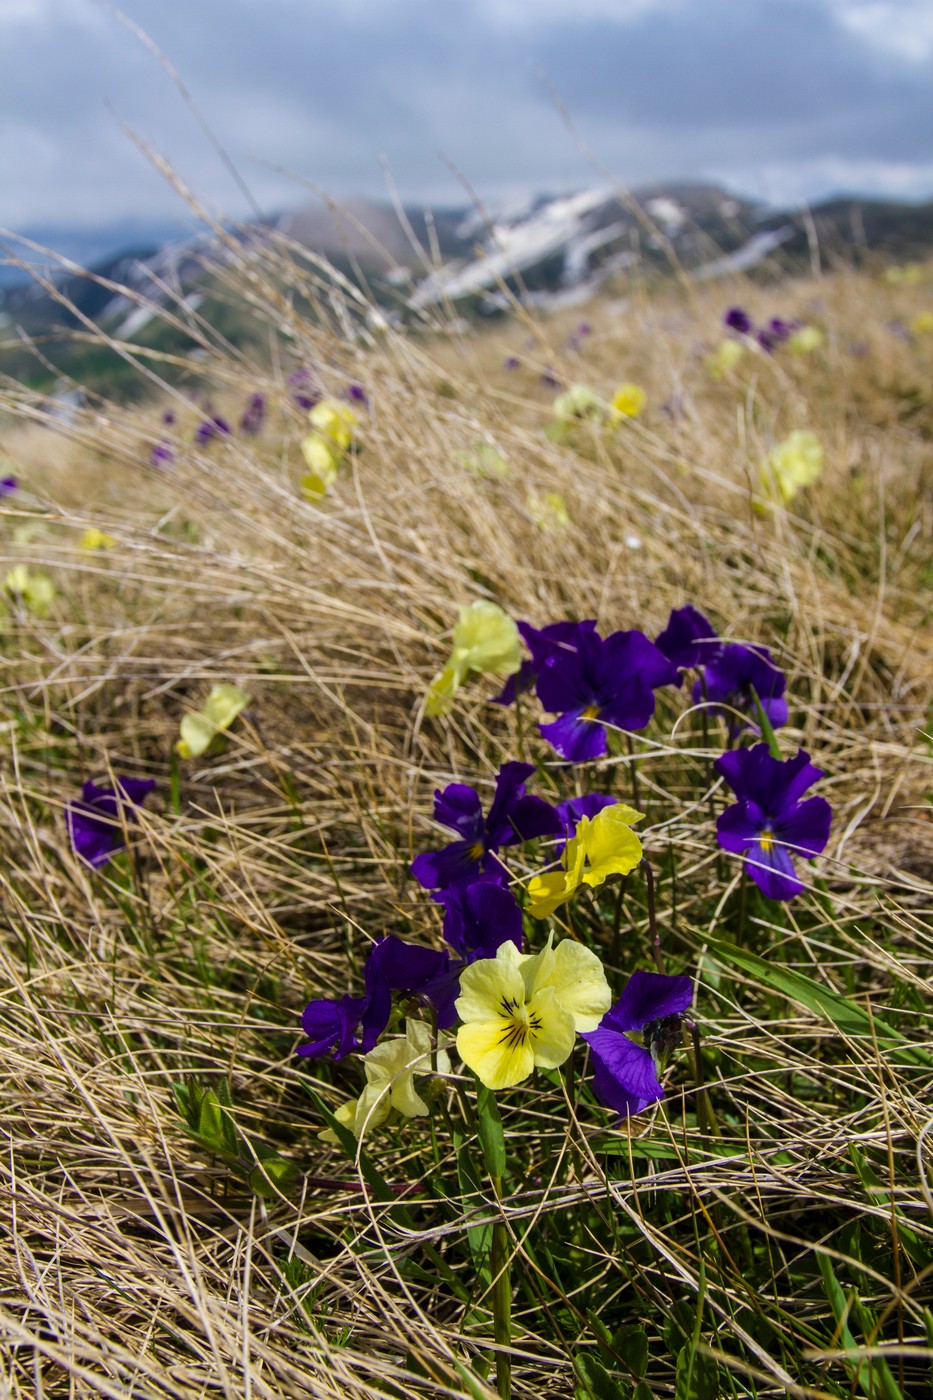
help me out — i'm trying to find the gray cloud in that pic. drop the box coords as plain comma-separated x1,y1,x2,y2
2,0,932,236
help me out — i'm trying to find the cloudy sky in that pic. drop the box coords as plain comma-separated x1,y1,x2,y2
3,0,933,238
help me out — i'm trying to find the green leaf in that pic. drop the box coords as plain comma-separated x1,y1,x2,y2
573,1354,628,1400
675,1346,719,1400
748,684,783,759
475,1081,507,1183
248,1155,300,1199
197,1090,239,1158
456,1134,493,1288
706,940,933,1068
633,1384,654,1400
818,1253,905,1400
612,1326,649,1379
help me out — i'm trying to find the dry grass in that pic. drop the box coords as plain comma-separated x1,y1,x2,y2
0,228,932,1398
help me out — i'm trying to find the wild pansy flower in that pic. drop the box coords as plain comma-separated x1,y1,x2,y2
4,565,55,617
554,793,617,853
884,263,922,286
787,325,825,354
528,490,570,532
176,683,250,759
758,430,823,508
492,618,593,707
456,443,511,479
239,392,266,435
288,367,320,411
195,415,231,446
536,621,677,762
411,760,561,891
723,306,753,336
527,803,644,918
426,600,521,715
655,605,722,680
582,970,693,1117
67,777,155,869
345,383,369,407
421,883,525,1027
608,382,646,422
298,934,451,1060
1,475,17,497
151,441,175,467
705,339,746,378
715,744,831,901
503,355,521,371
758,317,798,353
546,382,602,441
321,1020,450,1142
161,409,177,426
300,399,357,500
693,642,788,737
80,528,116,551
456,934,611,1090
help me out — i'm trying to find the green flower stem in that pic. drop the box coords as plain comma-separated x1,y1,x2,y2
626,731,641,811
642,857,665,973
490,1183,512,1400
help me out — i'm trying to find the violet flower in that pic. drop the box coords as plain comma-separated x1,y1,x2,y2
411,761,562,891
345,383,369,407
288,368,319,411
536,622,678,762
297,934,450,1058
693,642,788,737
420,882,525,1025
161,409,177,426
67,777,155,869
239,392,266,435
195,416,231,446
715,744,831,900
0,475,18,497
503,355,521,371
724,306,753,336
758,317,797,353
582,970,693,1117
655,605,722,678
492,619,596,706
151,441,175,467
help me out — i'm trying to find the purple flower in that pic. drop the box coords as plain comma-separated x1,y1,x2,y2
239,392,266,435
151,441,175,467
715,745,831,900
536,623,678,762
420,883,525,1024
503,355,521,371
724,306,753,336
411,761,562,891
345,383,369,407
554,793,617,853
0,475,17,497
195,416,231,446
492,619,596,706
540,368,562,390
297,934,450,1058
67,777,155,869
693,642,788,737
288,368,320,411
758,317,797,353
161,409,177,426
655,605,722,678
582,970,693,1117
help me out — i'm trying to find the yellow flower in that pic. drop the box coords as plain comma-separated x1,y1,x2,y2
705,339,745,379
528,490,570,532
4,565,55,617
307,399,357,451
608,382,646,421
176,683,250,759
426,600,521,716
911,311,933,336
321,1020,449,1142
456,442,511,479
80,527,117,551
527,804,645,918
884,263,922,286
786,325,824,355
553,383,604,421
758,429,824,508
456,935,610,1090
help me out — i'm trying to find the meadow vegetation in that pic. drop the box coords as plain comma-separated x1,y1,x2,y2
1,223,932,1399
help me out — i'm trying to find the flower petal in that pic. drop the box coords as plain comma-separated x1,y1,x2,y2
539,709,607,762
455,955,525,1025
606,971,693,1033
545,939,611,1032
584,1029,664,1116
457,1020,536,1089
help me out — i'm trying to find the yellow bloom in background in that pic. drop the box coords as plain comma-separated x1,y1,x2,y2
758,429,824,509
456,935,610,1090
528,490,570,532
786,325,825,355
884,263,922,286
456,442,512,479
4,565,55,617
911,311,933,336
80,527,117,551
426,600,521,716
527,804,645,918
176,683,250,759
321,1020,449,1141
299,400,358,500
608,382,647,421
553,383,604,422
705,339,746,379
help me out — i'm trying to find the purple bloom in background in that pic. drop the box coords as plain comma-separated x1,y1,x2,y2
195,416,231,446
655,605,722,678
161,409,177,426
288,368,320,411
150,441,175,467
297,934,450,1058
67,777,155,869
715,745,832,900
758,317,797,353
0,475,18,496
536,623,678,762
724,306,753,336
411,761,562,891
694,642,788,737
540,368,563,390
492,619,597,706
503,355,521,371
554,793,617,853
582,970,693,1117
345,383,369,407
239,392,266,435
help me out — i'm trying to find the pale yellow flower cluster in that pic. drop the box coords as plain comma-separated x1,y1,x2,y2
426,600,521,716
176,683,251,759
300,400,358,501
